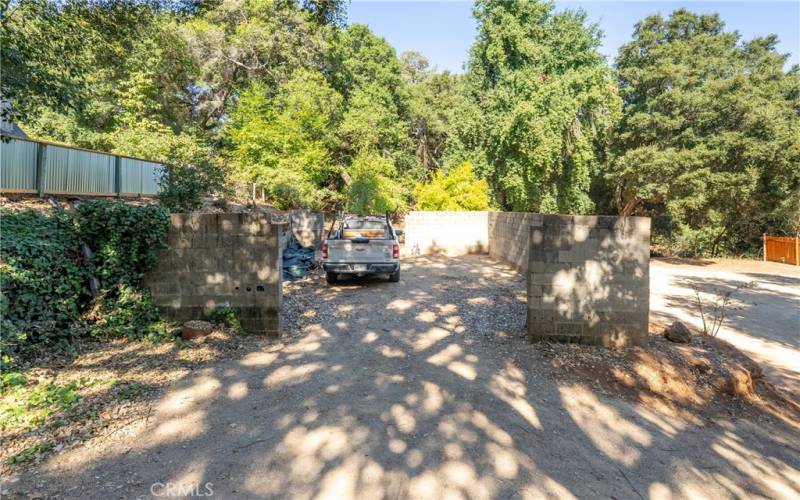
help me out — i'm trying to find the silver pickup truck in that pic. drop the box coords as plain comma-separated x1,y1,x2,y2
322,214,402,284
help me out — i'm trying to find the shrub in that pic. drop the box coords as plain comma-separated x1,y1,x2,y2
208,305,243,335
158,159,227,213
346,151,407,214
414,162,490,211
0,209,87,350
73,201,170,286
0,202,171,367
261,167,324,211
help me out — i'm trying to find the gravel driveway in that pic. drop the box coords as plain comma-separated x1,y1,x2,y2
7,255,799,499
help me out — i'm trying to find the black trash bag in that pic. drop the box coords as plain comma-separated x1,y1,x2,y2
283,238,317,280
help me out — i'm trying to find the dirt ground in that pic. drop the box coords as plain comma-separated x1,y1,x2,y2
3,255,799,499
650,258,800,397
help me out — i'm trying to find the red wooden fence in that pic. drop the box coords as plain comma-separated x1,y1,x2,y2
764,234,799,265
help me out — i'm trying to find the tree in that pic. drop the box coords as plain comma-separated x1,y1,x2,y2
338,84,410,162
611,10,800,256
1,0,162,125
327,24,418,178
414,162,490,211
227,70,343,209
182,0,334,131
327,24,406,104
399,50,433,84
346,151,407,214
400,51,462,174
463,0,620,213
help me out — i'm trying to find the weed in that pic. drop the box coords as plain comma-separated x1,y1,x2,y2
0,377,89,431
692,281,756,336
208,305,244,335
5,442,54,465
116,381,151,401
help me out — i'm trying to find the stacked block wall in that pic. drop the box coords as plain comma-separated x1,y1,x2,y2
145,213,284,335
526,214,651,347
403,211,489,256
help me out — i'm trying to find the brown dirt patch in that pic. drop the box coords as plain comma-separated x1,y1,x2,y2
0,330,279,475
545,327,800,425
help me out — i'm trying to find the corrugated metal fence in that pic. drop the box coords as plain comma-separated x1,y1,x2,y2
1,136,163,197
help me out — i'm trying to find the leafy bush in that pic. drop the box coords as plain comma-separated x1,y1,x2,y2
73,201,170,285
0,209,87,350
84,285,173,340
208,305,243,335
261,167,325,211
158,159,227,213
346,151,407,214
0,202,171,366
414,162,490,211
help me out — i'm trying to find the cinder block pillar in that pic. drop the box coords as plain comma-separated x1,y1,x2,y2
526,214,651,347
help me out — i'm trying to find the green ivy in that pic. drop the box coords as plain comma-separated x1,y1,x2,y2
0,202,171,367
1,209,87,348
74,201,170,286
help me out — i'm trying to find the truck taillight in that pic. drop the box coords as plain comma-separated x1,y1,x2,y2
322,243,329,259
392,244,399,259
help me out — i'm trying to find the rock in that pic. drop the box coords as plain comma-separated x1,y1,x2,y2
181,320,214,340
664,321,692,343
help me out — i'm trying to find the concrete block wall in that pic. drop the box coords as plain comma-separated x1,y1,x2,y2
404,211,489,256
290,210,325,248
526,214,651,347
488,212,541,273
145,213,284,335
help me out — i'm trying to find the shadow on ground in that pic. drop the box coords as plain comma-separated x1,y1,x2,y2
7,256,800,499
651,260,800,397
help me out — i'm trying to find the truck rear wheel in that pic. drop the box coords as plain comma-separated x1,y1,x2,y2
388,269,400,282
326,272,339,284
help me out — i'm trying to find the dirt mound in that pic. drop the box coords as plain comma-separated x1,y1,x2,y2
547,331,799,423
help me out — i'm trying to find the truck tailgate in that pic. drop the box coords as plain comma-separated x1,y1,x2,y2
326,239,394,262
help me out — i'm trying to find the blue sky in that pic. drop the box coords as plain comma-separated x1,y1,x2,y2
347,1,800,73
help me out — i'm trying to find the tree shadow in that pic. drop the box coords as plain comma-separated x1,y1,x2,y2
6,255,799,499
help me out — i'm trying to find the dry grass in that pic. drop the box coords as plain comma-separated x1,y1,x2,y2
546,325,800,426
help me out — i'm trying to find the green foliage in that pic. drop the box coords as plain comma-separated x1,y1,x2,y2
74,202,170,285
208,305,243,335
415,162,491,211
346,151,407,214
11,0,797,257
0,209,87,348
84,286,172,340
327,24,406,104
0,375,81,431
228,72,342,209
462,0,620,213
184,0,334,130
0,203,171,365
115,380,152,401
1,0,93,123
158,159,227,213
5,442,55,465
610,10,800,256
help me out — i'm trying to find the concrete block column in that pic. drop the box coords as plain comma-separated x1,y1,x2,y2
146,213,285,336
526,214,651,347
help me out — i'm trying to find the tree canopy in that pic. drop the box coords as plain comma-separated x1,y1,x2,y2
4,0,798,256
461,0,620,213
610,9,800,255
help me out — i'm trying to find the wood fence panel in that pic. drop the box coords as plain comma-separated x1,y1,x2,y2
764,235,799,265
